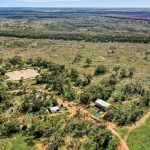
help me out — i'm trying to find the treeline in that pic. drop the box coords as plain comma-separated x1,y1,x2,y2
0,30,150,43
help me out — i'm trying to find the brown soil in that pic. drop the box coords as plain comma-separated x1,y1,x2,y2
6,69,39,80
35,143,45,150
107,123,129,150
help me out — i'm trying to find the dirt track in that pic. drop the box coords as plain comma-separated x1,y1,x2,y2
107,123,129,150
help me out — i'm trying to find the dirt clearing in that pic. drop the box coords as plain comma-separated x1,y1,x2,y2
6,69,39,81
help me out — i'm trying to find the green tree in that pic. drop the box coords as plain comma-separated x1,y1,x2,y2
70,68,79,81
94,65,107,76
1,120,20,136
141,92,150,107
0,67,6,75
119,68,127,78
112,91,126,102
0,57,3,64
8,55,23,66
80,92,93,104
128,67,135,78
82,74,93,86
85,58,92,67
64,87,76,101
113,65,120,76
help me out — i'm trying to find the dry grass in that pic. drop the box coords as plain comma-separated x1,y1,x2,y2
1,37,150,87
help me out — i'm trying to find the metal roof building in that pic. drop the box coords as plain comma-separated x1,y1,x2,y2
95,99,111,110
49,106,60,113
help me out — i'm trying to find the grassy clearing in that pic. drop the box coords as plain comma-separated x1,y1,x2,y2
127,118,150,150
87,107,102,117
0,134,34,150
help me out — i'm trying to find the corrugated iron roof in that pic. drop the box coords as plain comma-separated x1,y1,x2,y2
50,106,60,113
95,99,111,108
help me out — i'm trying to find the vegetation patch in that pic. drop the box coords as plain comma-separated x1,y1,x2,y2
127,118,150,150
0,134,34,150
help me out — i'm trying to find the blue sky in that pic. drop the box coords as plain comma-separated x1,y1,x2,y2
1,0,150,7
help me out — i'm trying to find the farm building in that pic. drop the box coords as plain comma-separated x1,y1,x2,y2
49,106,60,113
95,99,111,111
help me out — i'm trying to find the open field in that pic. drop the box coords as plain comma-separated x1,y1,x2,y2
127,118,150,150
0,134,34,150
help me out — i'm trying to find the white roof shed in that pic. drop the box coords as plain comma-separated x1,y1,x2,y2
95,99,111,109
50,106,60,113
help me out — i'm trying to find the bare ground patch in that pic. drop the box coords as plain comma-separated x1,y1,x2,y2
6,69,39,81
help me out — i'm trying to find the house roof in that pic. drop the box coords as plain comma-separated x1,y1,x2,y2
95,99,111,108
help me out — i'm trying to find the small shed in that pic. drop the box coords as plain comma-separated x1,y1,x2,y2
95,99,111,110
49,106,60,113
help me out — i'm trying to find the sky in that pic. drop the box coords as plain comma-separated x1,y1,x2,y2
1,0,150,8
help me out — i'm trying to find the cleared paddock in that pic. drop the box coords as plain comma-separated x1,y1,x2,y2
6,69,39,81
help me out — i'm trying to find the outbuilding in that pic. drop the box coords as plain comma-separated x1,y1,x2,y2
95,99,111,111
49,106,60,113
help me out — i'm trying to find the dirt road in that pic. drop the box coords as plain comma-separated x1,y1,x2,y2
107,123,129,150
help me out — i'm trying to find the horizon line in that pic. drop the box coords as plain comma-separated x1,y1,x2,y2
0,6,150,8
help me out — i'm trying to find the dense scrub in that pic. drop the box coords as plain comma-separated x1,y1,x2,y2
0,30,150,43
